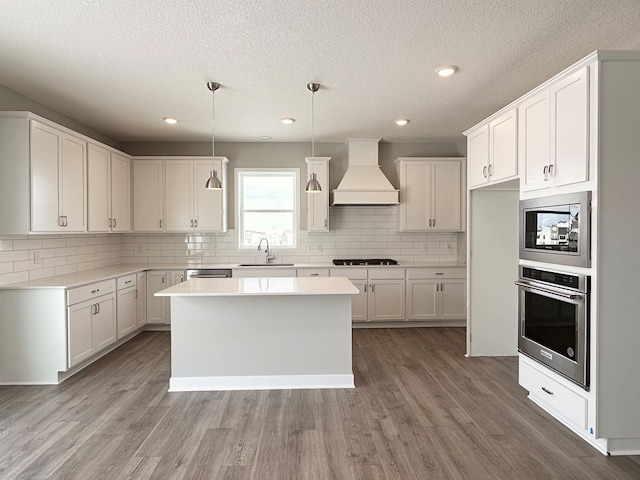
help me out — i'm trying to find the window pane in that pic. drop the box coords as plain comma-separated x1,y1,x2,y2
243,212,294,247
243,175,294,210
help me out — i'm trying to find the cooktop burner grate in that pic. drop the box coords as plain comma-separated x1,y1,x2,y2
332,258,398,266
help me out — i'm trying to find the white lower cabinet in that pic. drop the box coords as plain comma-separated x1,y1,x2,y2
329,268,368,321
406,268,466,321
116,274,137,339
136,272,147,329
368,270,406,322
67,280,116,368
146,269,185,325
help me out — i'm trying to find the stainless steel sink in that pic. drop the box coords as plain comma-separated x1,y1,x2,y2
237,263,295,267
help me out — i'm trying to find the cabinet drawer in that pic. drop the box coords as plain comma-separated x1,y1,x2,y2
297,268,329,277
519,358,587,429
368,268,405,280
67,279,115,306
116,273,137,290
329,268,367,280
407,267,465,280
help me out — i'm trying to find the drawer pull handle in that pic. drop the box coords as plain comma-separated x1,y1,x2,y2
125,280,132,284
91,289,100,294
541,387,554,395
435,272,444,275
310,273,319,276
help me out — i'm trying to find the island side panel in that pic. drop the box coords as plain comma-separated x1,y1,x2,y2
169,294,353,391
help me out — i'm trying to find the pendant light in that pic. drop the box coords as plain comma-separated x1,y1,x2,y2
305,83,322,193
205,81,222,190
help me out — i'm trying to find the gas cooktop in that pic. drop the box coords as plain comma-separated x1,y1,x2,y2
332,259,398,266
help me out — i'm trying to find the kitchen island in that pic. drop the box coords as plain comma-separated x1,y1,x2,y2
156,276,359,392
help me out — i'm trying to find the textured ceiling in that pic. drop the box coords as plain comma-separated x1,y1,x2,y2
1,0,640,144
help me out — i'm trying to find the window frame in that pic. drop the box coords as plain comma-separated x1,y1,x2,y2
235,168,300,250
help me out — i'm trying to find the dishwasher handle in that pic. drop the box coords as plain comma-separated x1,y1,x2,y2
189,273,230,278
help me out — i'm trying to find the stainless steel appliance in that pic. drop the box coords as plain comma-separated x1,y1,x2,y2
520,191,591,267
332,258,398,266
186,269,232,279
515,266,590,389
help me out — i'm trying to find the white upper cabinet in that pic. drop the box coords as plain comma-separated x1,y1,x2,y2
31,121,87,232
305,157,330,232
165,157,228,233
520,65,589,191
467,108,518,189
87,143,131,232
132,159,164,232
395,157,464,232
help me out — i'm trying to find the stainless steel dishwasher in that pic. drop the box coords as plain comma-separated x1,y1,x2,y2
186,269,232,279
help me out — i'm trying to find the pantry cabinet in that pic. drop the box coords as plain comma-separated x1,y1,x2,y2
87,143,131,232
467,109,518,189
165,157,228,232
305,157,331,232
395,158,464,232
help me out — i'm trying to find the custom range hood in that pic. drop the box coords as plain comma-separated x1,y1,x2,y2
331,138,399,205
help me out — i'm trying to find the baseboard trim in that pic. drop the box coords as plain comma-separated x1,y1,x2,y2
169,374,355,392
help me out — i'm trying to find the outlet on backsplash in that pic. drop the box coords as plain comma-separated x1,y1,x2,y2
33,251,40,264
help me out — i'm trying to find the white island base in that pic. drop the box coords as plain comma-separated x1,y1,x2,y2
156,277,358,392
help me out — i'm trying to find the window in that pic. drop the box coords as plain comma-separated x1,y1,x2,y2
236,169,299,249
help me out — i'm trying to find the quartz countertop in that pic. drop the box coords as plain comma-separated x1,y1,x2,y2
155,276,360,297
0,261,466,290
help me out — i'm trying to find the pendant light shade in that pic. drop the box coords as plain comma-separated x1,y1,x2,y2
305,83,322,193
305,172,321,193
205,82,222,190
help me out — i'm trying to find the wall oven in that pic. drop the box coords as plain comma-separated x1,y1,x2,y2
520,191,591,267
515,266,590,389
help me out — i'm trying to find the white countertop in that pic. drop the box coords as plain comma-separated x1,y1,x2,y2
0,261,466,290
155,277,360,297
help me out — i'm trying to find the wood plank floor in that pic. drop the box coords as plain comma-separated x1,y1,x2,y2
1,328,640,479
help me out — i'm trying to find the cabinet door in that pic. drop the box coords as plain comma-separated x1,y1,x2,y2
194,160,223,231
519,90,551,191
68,300,94,367
369,280,405,321
93,295,116,351
306,158,330,231
550,66,589,187
30,121,62,232
400,161,429,230
431,161,461,231
406,280,439,320
439,280,467,319
350,280,369,322
110,153,130,232
169,270,185,286
467,125,490,188
136,272,147,328
489,109,518,183
117,286,137,339
87,143,111,232
146,271,167,324
60,134,87,232
133,160,164,231
165,160,194,231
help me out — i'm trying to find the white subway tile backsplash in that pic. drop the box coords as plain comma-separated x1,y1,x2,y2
0,207,461,284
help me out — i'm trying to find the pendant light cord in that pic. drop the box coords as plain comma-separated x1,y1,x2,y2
311,88,315,157
211,85,215,159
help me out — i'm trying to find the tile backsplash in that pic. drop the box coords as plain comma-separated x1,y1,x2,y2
0,207,459,285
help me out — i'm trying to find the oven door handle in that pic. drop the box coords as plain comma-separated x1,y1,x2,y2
514,280,579,300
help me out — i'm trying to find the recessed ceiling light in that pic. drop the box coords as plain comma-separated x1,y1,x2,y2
259,136,272,140
435,65,458,77
394,119,409,126
163,116,179,124
281,118,295,125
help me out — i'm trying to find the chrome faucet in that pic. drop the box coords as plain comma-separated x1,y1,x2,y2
257,237,276,263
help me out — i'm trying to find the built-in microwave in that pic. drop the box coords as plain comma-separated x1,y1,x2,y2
520,191,591,268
